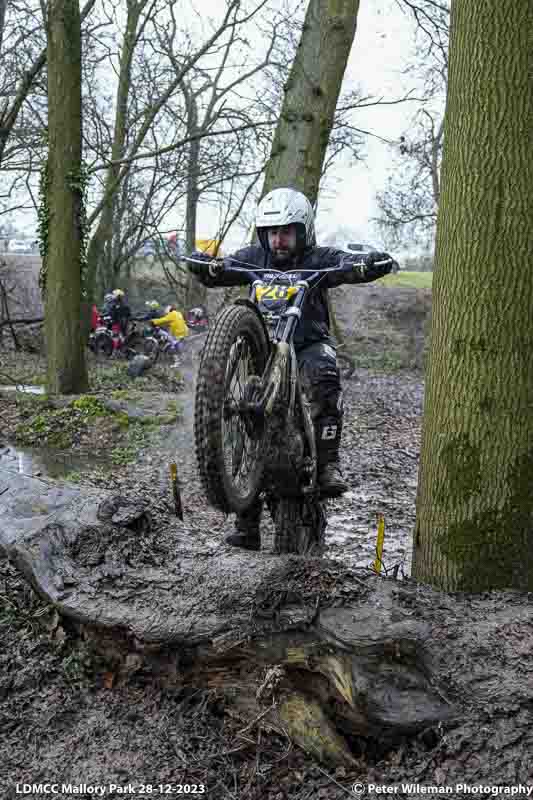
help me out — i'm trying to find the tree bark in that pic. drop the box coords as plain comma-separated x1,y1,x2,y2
44,0,88,395
261,0,360,206
413,0,533,591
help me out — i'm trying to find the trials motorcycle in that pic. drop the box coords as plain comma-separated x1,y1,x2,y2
185,255,390,555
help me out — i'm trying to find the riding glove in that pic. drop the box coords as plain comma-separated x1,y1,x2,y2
188,251,223,279
357,251,393,280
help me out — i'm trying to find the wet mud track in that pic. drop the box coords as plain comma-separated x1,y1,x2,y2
327,369,422,575
2,367,532,798
156,367,423,565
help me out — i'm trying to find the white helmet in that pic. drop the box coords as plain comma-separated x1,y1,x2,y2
255,187,315,253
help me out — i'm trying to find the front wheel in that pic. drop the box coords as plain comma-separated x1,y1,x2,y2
143,337,160,363
194,304,270,514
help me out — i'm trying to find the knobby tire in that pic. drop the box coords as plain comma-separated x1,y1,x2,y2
194,304,269,514
272,496,326,556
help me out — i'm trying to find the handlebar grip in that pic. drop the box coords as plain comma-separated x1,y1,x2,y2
184,255,224,277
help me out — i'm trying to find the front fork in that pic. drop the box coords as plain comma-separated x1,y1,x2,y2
246,342,318,493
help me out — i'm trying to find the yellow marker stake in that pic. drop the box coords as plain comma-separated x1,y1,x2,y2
169,462,183,521
373,514,385,574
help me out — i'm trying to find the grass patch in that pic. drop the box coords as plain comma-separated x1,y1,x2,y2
349,351,407,372
14,394,114,448
63,470,83,483
71,395,109,417
110,422,149,465
111,389,139,401
377,271,433,289
20,373,47,386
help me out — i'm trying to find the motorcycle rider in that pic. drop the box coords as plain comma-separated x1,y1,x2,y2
142,300,162,320
101,289,131,336
188,187,393,550
111,289,131,335
102,292,116,319
150,304,189,352
185,305,209,332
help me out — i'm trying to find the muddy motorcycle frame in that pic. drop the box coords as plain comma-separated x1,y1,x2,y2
144,325,207,366
187,255,388,555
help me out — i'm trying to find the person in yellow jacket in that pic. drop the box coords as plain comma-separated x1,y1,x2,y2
151,305,189,352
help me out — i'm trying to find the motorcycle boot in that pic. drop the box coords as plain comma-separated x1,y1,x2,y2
315,415,348,498
225,497,262,550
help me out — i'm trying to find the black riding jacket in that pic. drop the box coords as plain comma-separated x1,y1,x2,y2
192,245,386,350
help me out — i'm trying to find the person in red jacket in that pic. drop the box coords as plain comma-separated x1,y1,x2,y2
90,304,102,332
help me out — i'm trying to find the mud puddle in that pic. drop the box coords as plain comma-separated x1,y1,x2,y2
0,384,45,394
326,496,413,575
0,442,109,480
322,370,424,576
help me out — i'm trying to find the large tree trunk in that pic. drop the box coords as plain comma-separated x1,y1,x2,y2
261,0,360,206
44,0,88,395
413,0,533,591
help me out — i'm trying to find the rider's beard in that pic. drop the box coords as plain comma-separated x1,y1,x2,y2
270,248,296,267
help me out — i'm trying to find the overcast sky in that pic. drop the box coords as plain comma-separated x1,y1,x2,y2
6,0,422,251
195,0,419,250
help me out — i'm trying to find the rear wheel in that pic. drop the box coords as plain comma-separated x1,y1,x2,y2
94,332,113,359
271,496,326,555
194,304,270,514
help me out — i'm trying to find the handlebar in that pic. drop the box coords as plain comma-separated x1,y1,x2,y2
183,255,393,287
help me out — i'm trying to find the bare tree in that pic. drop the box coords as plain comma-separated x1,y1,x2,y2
375,0,450,248
0,0,97,167
375,108,443,248
81,0,279,302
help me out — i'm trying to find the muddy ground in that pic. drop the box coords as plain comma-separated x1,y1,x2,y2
1,293,532,798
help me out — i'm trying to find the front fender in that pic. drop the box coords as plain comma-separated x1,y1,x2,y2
233,298,272,351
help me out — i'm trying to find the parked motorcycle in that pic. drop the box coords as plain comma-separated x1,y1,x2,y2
89,316,139,360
